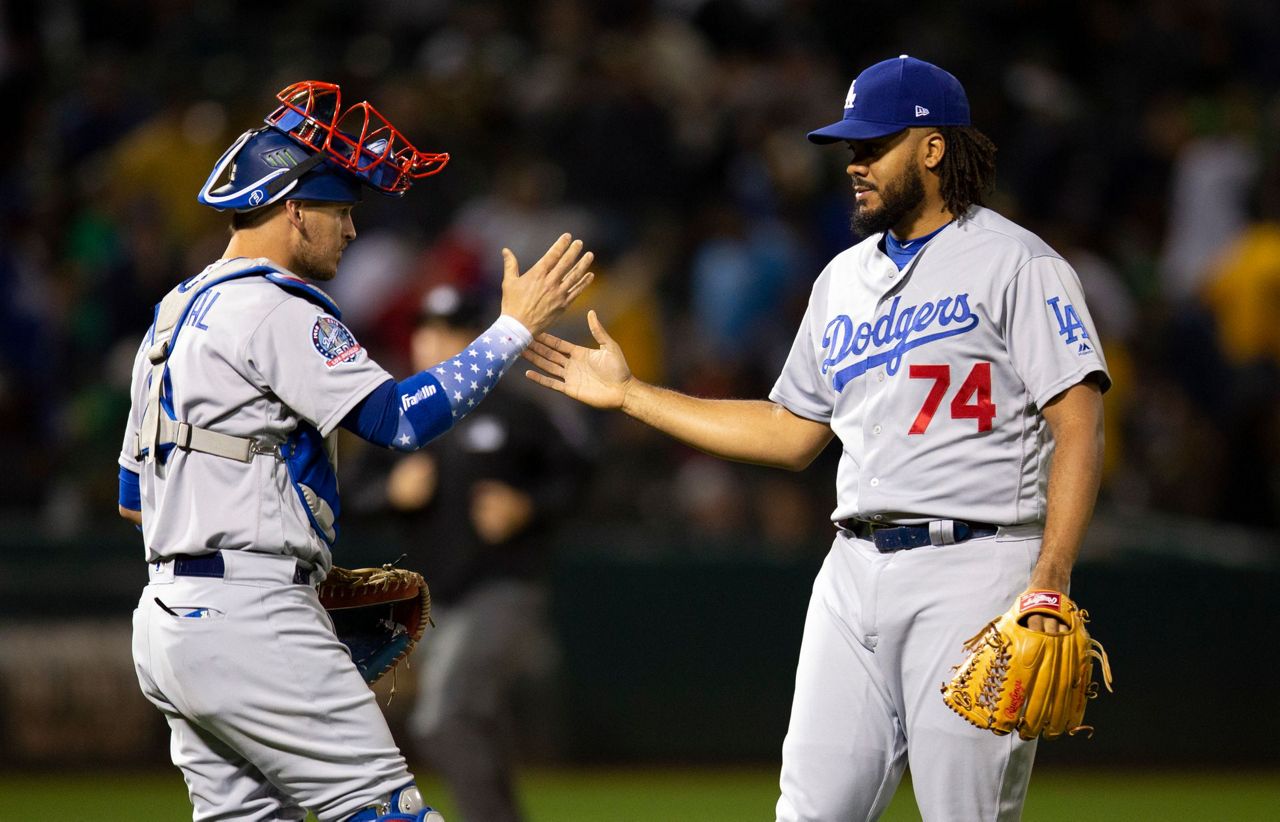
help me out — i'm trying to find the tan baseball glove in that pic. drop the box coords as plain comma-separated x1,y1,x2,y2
318,565,432,686
941,589,1113,740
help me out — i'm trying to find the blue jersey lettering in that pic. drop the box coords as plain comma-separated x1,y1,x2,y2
186,290,221,330
822,293,980,391
1046,296,1089,344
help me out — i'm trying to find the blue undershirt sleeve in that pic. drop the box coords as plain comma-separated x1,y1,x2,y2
341,372,452,450
118,466,141,510
340,315,532,451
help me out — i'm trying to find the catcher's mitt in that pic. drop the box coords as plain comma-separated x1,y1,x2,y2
941,589,1113,741
318,565,431,686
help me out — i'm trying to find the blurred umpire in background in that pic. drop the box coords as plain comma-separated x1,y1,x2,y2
387,284,594,822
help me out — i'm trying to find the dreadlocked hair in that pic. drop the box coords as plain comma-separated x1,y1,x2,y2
935,126,997,220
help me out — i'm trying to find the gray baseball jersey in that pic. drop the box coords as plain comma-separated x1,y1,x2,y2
770,206,1110,526
118,258,390,570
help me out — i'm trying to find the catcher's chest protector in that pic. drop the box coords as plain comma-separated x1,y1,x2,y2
135,257,344,545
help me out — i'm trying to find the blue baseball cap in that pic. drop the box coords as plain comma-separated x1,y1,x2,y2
807,55,970,144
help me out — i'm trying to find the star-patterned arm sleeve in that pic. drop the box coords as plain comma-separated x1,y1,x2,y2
431,315,532,418
340,315,533,451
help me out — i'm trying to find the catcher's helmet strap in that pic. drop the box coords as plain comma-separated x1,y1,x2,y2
260,144,327,198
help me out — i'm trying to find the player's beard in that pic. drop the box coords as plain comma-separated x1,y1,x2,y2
850,162,926,238
294,237,341,281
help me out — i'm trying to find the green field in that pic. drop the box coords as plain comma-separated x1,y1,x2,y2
1,767,1277,820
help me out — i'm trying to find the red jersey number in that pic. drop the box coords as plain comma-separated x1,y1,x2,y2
907,362,996,434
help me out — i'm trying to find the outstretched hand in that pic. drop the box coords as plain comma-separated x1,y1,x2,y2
500,233,595,336
523,310,632,409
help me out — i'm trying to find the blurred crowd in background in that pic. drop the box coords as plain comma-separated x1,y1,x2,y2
2,0,1278,558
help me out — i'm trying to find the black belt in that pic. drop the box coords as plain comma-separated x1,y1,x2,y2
837,519,999,552
169,551,312,585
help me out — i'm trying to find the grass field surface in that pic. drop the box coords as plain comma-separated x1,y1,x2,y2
1,766,1277,820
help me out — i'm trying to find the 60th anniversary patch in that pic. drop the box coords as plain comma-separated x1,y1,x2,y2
312,316,362,367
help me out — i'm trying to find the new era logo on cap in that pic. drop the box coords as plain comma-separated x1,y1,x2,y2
808,55,972,143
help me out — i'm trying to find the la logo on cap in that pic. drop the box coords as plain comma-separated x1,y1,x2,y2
807,55,972,144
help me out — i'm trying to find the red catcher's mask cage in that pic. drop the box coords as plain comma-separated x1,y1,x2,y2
266,80,450,194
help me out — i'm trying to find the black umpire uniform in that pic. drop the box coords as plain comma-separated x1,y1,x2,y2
392,285,593,822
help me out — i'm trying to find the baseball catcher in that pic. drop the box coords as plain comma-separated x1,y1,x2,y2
119,76,594,821
941,589,1113,740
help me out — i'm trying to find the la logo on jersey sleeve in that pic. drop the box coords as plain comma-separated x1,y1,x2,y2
311,315,363,367
1046,296,1094,356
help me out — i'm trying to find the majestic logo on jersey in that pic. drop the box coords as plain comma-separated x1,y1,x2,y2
311,316,362,367
1046,296,1093,355
821,293,979,391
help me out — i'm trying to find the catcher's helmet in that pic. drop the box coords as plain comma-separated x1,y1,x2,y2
199,80,450,213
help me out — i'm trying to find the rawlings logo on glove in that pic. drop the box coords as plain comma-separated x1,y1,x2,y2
1019,590,1061,611
318,564,432,686
941,589,1113,740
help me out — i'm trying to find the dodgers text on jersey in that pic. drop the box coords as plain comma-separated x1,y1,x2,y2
822,293,979,391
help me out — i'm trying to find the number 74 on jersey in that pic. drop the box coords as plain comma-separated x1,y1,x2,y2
907,362,995,434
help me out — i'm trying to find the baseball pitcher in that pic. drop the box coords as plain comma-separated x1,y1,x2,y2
525,56,1111,821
